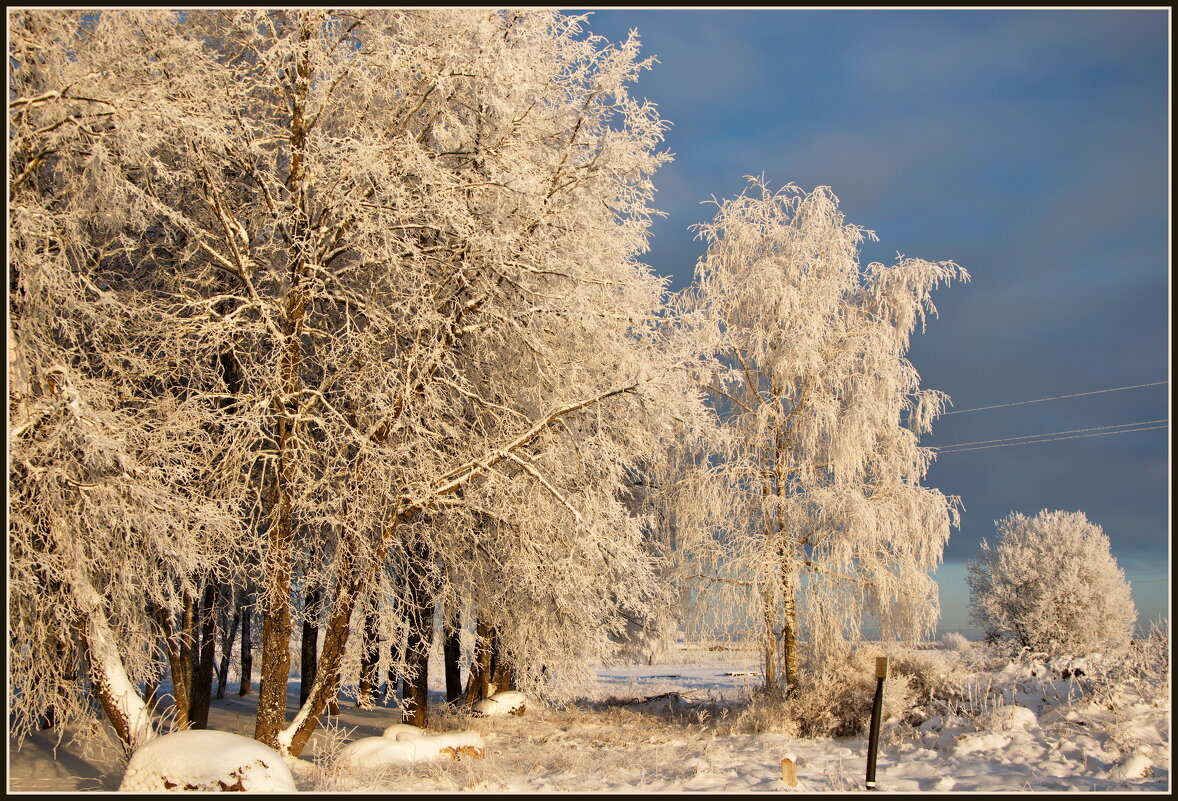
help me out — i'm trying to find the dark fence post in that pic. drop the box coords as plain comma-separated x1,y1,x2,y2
865,656,888,790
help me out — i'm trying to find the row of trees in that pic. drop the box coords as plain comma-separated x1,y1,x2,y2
8,9,966,758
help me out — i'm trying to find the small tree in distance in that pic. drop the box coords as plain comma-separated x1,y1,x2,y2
967,509,1137,655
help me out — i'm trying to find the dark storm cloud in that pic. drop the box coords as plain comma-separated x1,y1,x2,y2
578,8,1169,628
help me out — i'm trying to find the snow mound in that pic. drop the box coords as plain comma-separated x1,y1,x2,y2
381,723,427,740
983,704,1038,731
953,731,1011,755
1106,752,1153,781
119,729,296,792
339,728,486,770
472,690,527,717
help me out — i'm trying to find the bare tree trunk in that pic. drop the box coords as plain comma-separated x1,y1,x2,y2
490,634,514,694
238,586,253,696
443,608,462,704
254,560,293,747
357,603,380,708
158,596,194,729
253,15,312,750
215,594,241,700
781,562,799,690
299,583,321,707
387,635,403,705
401,577,434,727
283,554,361,756
761,587,778,691
465,616,493,704
402,645,430,727
190,582,217,729
143,605,166,714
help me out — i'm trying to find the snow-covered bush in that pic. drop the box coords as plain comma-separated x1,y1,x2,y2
967,510,1137,655
888,647,970,708
1082,617,1170,710
940,632,973,653
729,646,916,738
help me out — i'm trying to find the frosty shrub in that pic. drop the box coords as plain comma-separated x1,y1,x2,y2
967,510,1137,655
1083,617,1169,710
886,647,970,708
731,646,916,739
940,632,973,653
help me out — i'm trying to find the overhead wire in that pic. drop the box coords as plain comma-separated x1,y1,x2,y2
932,423,1168,454
942,380,1167,415
931,418,1169,452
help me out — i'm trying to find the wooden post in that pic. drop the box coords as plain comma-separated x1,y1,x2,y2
865,656,888,790
781,755,797,787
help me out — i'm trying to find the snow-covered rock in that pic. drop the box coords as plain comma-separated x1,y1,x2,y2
338,728,485,770
472,690,527,717
119,730,296,792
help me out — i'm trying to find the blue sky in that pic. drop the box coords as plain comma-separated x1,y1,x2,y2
575,8,1170,636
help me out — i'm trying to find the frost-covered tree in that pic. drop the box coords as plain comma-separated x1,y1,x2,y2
967,509,1137,654
9,8,707,755
8,13,255,751
676,179,967,688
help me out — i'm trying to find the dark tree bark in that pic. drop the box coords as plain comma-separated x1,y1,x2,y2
400,607,432,726
401,540,436,727
215,594,242,700
159,594,194,729
387,632,404,705
299,583,321,707
143,605,166,713
253,22,313,746
238,586,253,696
443,607,462,704
490,630,515,693
189,582,218,729
357,603,381,708
401,639,430,727
464,616,493,704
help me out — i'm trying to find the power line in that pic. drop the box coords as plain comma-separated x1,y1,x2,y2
942,381,1167,416
931,418,1169,451
934,424,1168,454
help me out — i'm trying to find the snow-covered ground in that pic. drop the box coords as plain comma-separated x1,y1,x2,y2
7,638,1169,793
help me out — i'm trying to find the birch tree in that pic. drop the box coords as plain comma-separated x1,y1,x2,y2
677,179,967,688
9,8,707,754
